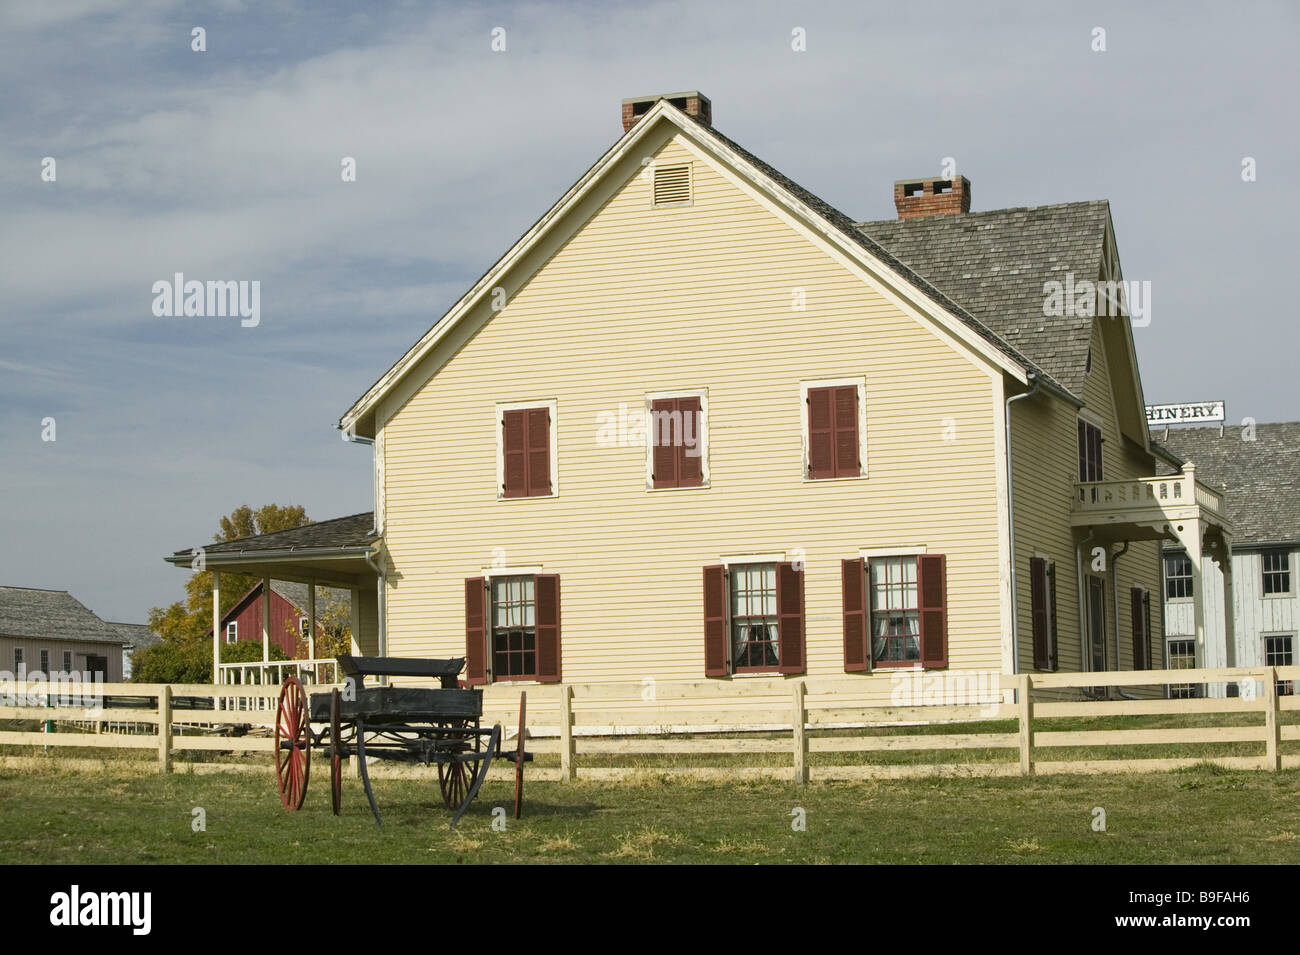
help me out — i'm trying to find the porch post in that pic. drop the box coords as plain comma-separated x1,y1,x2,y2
1221,535,1235,668
1186,523,1205,666
307,580,317,662
212,571,221,686
262,577,271,663
349,587,362,656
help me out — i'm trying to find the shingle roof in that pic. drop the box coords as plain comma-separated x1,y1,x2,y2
856,202,1110,397
1156,422,1300,546
170,512,377,559
688,117,1078,401
0,587,132,645
269,581,352,613
107,622,161,650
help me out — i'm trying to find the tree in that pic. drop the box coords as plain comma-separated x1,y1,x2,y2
291,594,353,661
137,503,312,682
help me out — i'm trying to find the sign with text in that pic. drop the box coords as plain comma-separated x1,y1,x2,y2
1145,401,1225,425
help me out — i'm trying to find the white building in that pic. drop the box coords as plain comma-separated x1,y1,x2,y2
1160,422,1299,697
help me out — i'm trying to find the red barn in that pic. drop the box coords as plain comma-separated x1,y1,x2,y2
208,580,339,658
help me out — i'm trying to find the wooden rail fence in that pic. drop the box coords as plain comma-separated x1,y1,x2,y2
1,666,1296,782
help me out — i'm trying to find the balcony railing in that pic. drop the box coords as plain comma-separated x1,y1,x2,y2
1073,465,1226,524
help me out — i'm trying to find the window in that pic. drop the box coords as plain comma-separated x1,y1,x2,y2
647,392,707,489
299,616,310,637
1164,552,1193,600
871,557,919,663
1168,639,1199,699
464,574,561,684
39,650,50,675
13,648,23,672
1131,588,1152,670
803,379,865,480
498,402,556,499
226,621,238,643
1030,557,1058,671
841,554,947,670
652,163,691,207
62,651,73,673
730,564,780,671
1265,634,1293,696
702,562,805,676
1077,418,1103,482
1263,550,1291,595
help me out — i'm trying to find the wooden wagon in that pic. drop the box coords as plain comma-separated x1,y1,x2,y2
274,655,529,828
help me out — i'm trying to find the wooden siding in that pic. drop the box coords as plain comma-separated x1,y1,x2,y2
1010,318,1163,678
376,132,1006,695
0,636,124,682
218,589,302,658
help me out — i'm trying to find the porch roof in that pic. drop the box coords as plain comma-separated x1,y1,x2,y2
164,512,379,588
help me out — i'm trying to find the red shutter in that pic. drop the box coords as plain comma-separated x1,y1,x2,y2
832,386,860,478
703,565,728,677
526,407,551,497
1047,564,1058,670
776,562,805,674
807,388,834,479
650,398,678,489
677,396,704,488
534,574,561,682
465,577,487,685
918,554,948,668
502,410,527,498
842,557,869,672
1130,587,1146,670
1029,557,1048,670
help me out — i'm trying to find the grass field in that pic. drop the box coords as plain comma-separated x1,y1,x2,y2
3,760,1299,864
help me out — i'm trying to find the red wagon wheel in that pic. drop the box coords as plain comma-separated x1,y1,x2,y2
437,720,473,809
514,692,526,819
275,676,311,810
329,687,343,816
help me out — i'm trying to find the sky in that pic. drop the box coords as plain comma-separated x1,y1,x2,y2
1,0,1297,625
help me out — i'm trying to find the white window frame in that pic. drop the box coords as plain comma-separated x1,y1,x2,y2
800,376,868,482
644,388,710,491
1164,551,1194,602
299,616,310,637
226,621,238,644
1261,549,1292,598
495,399,559,501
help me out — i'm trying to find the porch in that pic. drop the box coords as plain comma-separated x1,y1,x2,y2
1071,462,1234,668
164,513,382,685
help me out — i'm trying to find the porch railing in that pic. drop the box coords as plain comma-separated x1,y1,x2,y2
1073,469,1225,521
217,658,340,688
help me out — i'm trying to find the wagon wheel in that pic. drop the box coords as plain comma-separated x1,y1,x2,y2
514,692,526,819
329,687,343,816
437,720,472,809
274,676,311,810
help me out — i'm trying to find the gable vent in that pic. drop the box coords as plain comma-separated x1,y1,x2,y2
653,163,692,207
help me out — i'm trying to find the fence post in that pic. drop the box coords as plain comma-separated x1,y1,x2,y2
158,684,173,774
1263,666,1280,772
1017,673,1033,776
559,685,575,782
792,681,808,784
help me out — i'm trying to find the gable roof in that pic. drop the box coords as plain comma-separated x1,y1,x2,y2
1157,422,1300,547
339,101,1088,438
856,202,1111,397
107,621,161,650
0,587,132,645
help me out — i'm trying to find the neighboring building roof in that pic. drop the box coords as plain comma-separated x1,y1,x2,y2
170,512,378,560
856,202,1111,397
1157,422,1300,546
269,581,351,614
0,587,132,646
108,621,161,650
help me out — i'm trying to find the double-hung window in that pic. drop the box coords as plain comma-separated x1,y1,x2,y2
1164,552,1193,600
870,557,920,664
1263,550,1291,595
226,621,238,643
464,573,561,684
729,564,780,671
702,561,805,676
1077,418,1103,482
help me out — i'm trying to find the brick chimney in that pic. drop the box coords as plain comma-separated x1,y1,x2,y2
622,91,712,132
893,175,971,219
